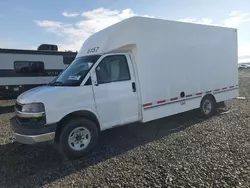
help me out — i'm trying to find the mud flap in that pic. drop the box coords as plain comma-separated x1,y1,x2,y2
217,101,226,108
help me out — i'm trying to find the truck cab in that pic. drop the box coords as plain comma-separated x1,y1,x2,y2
11,51,141,158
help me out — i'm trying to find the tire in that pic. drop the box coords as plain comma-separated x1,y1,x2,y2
58,118,99,159
200,95,217,118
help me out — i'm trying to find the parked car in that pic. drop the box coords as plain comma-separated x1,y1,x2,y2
238,64,250,69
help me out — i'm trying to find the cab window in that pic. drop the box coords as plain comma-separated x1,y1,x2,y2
96,55,131,84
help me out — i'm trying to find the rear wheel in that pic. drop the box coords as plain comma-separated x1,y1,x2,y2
200,95,216,118
58,118,99,159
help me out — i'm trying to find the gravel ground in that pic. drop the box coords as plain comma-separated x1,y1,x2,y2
0,70,250,188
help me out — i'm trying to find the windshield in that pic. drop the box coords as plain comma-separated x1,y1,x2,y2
50,55,101,86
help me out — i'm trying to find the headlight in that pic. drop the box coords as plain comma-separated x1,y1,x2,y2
22,103,45,113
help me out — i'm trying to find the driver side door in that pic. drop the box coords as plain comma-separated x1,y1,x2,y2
91,53,140,130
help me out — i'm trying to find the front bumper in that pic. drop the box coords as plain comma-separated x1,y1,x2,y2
10,117,57,144
13,132,55,145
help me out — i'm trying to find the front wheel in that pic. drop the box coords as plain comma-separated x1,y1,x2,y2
58,118,99,159
200,95,217,118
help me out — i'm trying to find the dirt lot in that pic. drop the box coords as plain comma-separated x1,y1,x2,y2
0,70,250,188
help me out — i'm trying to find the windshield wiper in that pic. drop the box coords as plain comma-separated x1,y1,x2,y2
48,81,64,86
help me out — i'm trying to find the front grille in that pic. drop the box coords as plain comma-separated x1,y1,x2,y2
15,103,22,112
16,116,46,126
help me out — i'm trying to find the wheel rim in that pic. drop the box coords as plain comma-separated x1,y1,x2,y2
202,99,212,115
68,127,91,151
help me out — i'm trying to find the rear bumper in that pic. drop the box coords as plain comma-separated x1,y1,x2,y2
10,117,57,144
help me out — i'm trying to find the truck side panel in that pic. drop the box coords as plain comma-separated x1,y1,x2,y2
135,20,238,122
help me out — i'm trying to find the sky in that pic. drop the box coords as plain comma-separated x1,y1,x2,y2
0,0,250,63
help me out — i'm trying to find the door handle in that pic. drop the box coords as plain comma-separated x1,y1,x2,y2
132,82,136,92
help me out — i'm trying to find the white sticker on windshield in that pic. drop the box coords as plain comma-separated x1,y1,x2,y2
68,75,81,80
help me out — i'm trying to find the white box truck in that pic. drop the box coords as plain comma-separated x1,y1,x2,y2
10,16,238,158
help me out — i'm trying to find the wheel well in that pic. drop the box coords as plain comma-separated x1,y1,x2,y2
55,110,100,141
201,94,217,105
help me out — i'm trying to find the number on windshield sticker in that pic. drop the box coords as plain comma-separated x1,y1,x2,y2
87,47,99,54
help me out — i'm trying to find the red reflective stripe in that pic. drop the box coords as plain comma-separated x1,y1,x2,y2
157,100,166,104
171,97,178,101
143,103,152,107
145,86,238,108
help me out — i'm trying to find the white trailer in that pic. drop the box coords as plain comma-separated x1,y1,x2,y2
0,47,76,98
10,17,238,158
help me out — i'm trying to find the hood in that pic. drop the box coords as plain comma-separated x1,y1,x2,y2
17,86,68,104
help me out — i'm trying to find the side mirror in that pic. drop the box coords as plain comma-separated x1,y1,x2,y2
94,81,99,86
